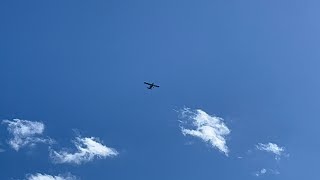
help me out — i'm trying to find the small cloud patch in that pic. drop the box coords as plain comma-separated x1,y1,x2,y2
254,168,280,177
50,136,118,165
255,168,267,177
2,119,54,151
178,108,231,156
256,142,287,160
256,143,284,156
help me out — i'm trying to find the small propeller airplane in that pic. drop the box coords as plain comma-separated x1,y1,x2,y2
144,82,160,89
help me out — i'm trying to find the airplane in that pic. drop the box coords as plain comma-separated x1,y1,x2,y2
144,82,159,89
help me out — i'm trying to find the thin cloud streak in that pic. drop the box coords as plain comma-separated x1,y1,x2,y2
26,173,77,180
178,108,230,156
50,136,118,165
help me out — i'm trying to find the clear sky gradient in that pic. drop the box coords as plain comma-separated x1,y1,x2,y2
1,0,320,179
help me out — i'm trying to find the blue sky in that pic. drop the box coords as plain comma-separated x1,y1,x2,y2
1,0,320,179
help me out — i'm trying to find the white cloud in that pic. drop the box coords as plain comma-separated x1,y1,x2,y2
26,173,76,180
254,168,280,177
255,168,267,177
256,142,286,159
178,108,231,156
50,136,118,165
2,119,54,151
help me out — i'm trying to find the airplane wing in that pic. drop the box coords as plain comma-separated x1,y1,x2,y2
144,82,152,85
154,85,160,87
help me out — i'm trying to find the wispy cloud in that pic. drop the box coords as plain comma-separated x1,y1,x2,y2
50,136,118,165
26,173,77,180
269,169,280,175
256,143,284,155
2,119,54,151
0,141,4,152
178,108,231,156
256,142,287,160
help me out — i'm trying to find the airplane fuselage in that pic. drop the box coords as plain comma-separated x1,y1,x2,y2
144,82,159,89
